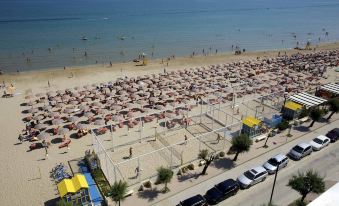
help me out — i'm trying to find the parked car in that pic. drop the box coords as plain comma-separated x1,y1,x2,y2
178,194,208,206
309,135,330,151
325,128,339,142
204,179,239,205
237,166,268,189
263,154,289,174
288,143,312,160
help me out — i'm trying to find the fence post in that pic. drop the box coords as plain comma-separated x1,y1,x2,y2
114,165,117,183
170,146,173,169
138,157,141,183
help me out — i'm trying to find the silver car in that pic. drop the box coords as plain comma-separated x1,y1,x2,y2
288,143,312,160
237,166,268,189
263,154,289,174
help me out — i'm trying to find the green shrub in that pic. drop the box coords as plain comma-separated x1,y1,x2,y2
143,181,152,188
277,121,289,131
219,151,225,157
187,164,195,170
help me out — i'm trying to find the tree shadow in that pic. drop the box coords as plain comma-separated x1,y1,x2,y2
213,158,235,170
137,189,159,202
177,172,199,182
294,125,310,132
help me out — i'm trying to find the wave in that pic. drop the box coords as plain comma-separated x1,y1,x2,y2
0,17,82,23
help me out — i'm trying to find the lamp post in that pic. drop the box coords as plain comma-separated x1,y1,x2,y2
269,162,281,204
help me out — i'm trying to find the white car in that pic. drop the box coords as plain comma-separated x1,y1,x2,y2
237,166,268,189
263,154,289,174
309,135,330,151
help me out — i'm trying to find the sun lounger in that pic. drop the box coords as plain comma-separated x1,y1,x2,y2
59,139,71,148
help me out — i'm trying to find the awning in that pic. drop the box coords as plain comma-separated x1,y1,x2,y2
320,83,339,95
287,92,327,108
242,116,261,128
57,174,89,197
58,179,76,197
284,101,302,111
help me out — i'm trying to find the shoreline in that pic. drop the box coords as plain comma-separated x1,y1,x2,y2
1,42,338,93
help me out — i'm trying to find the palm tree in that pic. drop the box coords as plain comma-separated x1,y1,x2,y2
308,108,324,127
231,134,252,161
56,200,76,206
110,180,128,206
287,169,325,203
326,98,339,120
156,166,173,193
198,149,215,175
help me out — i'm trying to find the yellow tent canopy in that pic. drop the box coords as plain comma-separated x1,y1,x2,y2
242,116,261,128
284,101,302,111
57,174,89,197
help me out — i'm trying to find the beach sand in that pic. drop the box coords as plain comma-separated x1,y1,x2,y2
0,42,338,206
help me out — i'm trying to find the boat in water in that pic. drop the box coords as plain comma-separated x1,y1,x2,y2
81,36,88,41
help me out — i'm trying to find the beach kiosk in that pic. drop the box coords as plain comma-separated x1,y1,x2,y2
282,101,302,120
241,116,262,138
57,174,91,206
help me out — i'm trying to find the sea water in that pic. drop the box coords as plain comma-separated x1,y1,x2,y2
0,0,339,72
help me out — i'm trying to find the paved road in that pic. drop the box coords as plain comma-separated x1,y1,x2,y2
155,120,339,206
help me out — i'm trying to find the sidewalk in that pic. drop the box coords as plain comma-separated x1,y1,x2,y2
119,114,339,206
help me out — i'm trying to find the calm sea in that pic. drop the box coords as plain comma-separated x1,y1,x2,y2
0,0,339,72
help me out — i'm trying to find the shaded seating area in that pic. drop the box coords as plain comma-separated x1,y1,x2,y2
57,174,91,206
282,101,303,120
241,116,263,138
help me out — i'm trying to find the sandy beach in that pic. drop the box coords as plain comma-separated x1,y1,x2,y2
0,42,338,206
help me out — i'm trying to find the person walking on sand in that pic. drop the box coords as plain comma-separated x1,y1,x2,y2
216,134,221,143
184,135,188,145
135,166,142,178
48,80,50,87
18,134,24,143
129,147,133,158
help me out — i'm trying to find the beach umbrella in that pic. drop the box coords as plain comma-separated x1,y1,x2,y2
58,128,69,135
79,105,90,111
92,102,101,107
25,95,34,100
56,103,64,108
52,119,63,125
94,119,105,125
42,105,52,111
112,115,123,122
77,123,88,130
34,123,46,130
155,105,165,110
63,108,73,114
70,100,79,105
37,132,50,140
127,112,134,118
28,108,39,114
84,112,94,118
47,91,56,97
35,93,44,98
82,97,92,102
33,115,44,121
68,116,79,123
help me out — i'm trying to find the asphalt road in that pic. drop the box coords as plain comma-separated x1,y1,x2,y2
156,120,339,206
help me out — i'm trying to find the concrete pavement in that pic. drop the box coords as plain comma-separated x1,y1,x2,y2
154,119,339,206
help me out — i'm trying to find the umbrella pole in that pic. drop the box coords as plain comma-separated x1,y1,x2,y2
110,124,114,152
199,99,202,124
139,117,142,143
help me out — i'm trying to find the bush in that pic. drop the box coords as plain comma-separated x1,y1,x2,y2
187,164,194,170
298,108,309,119
143,180,152,188
277,121,289,131
219,151,225,157
92,169,111,197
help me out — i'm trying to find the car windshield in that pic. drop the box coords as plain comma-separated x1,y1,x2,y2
244,171,255,180
293,145,304,153
267,158,279,166
313,138,323,144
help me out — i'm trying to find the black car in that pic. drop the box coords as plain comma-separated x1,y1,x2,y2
325,128,339,142
204,179,239,205
179,194,208,206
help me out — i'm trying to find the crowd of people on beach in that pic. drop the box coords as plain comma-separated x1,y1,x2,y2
18,50,339,155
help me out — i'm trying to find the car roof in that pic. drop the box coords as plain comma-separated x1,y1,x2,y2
216,179,237,189
272,153,286,161
315,135,329,141
251,166,266,173
181,194,205,205
297,142,310,148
